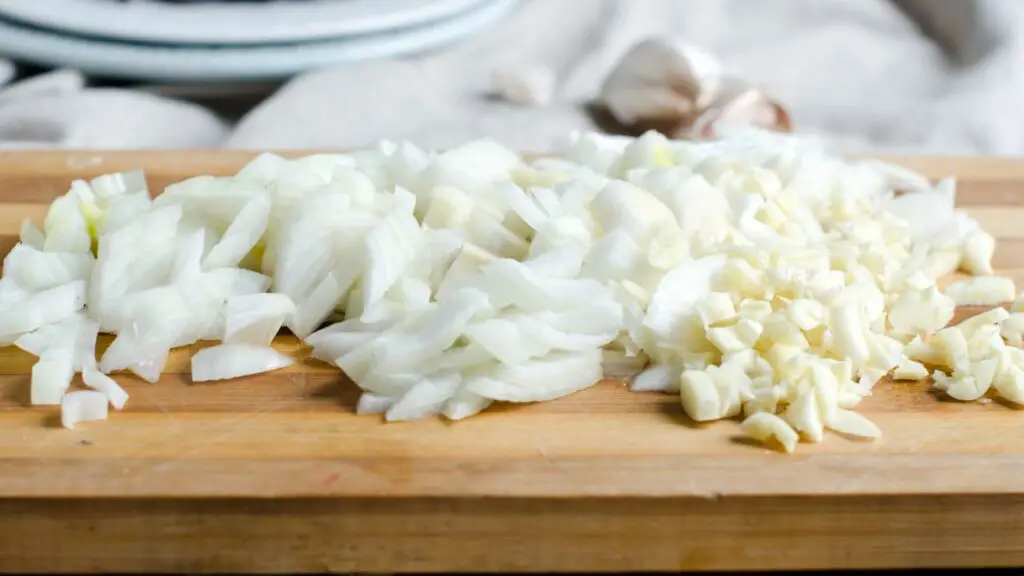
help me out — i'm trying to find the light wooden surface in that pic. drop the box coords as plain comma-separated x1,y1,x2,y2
1,151,1024,572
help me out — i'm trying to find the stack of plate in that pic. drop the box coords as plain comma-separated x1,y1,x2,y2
0,0,517,82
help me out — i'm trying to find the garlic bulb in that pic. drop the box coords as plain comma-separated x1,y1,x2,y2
599,37,790,138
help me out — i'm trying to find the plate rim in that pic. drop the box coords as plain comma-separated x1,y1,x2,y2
0,0,518,82
0,0,496,46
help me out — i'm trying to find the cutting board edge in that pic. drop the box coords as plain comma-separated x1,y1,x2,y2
3,494,1024,572
0,451,1022,499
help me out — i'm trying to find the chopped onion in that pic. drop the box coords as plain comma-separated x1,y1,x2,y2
31,348,74,405
386,372,462,421
0,280,86,338
83,368,129,410
19,219,46,249
0,127,1012,442
60,390,109,429
290,264,360,339
442,384,493,420
355,392,395,415
224,293,296,346
191,344,294,382
202,194,271,270
467,349,604,403
3,243,93,291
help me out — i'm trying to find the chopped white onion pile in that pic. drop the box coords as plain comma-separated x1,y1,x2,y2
0,128,1019,449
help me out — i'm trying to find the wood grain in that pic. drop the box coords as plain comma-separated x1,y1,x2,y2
2,151,1024,573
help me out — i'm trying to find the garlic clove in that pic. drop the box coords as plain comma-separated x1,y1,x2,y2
492,64,557,107
600,37,721,126
690,85,793,139
740,411,798,452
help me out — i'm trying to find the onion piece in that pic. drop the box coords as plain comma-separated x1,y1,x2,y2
102,192,153,235
72,316,100,371
60,390,109,429
4,244,94,291
443,385,493,420
0,277,29,310
0,280,86,338
43,194,91,254
224,293,296,346
169,228,207,284
82,368,129,410
371,289,491,373
386,372,462,421
202,194,271,270
100,287,189,375
19,219,46,249
467,349,603,403
360,210,422,318
308,331,377,364
15,321,69,358
90,169,147,199
355,393,395,415
31,348,74,405
290,263,361,339
129,350,170,384
191,344,294,382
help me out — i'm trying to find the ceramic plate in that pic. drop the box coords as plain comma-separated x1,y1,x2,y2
0,0,494,45
0,0,516,82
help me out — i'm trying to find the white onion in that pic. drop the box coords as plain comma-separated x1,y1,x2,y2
0,280,86,338
90,169,147,199
31,348,74,405
290,264,360,339
19,219,46,249
191,344,294,382
386,372,462,421
83,368,129,410
355,392,394,415
202,194,271,270
60,390,109,429
43,194,91,254
224,293,296,346
4,244,93,290
467,349,604,403
15,321,69,358
442,385,493,420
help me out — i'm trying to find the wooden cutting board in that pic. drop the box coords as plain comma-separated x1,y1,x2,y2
1,151,1024,573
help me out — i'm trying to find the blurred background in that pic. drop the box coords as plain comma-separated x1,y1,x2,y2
0,0,1021,154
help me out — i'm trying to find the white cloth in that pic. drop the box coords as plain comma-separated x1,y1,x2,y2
229,0,1024,155
3,0,1024,154
0,59,14,88
0,69,227,149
